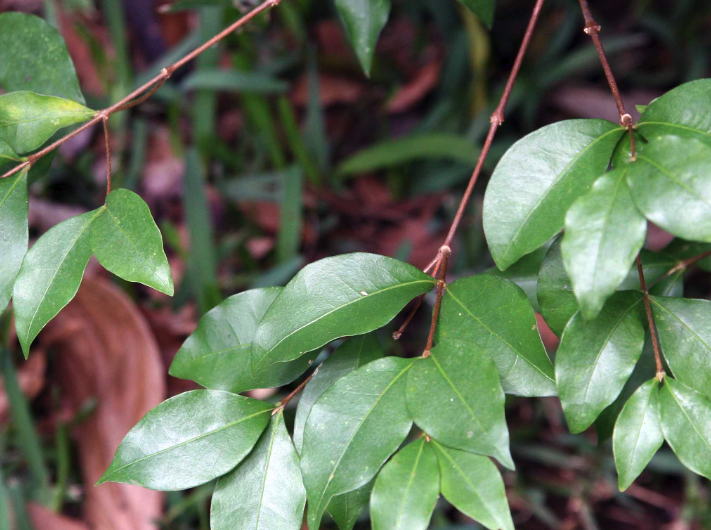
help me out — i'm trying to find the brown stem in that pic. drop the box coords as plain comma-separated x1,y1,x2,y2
636,255,665,381
272,368,316,415
395,249,445,340
423,246,451,357
102,115,112,198
440,0,546,250
648,249,711,289
1,0,281,181
577,0,637,160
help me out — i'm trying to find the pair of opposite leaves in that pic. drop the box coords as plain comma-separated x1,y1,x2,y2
9,187,173,356
485,79,711,321
101,339,516,530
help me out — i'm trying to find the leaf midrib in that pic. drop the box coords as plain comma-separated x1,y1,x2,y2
392,440,425,529
103,407,273,480
445,288,554,382
636,154,711,207
313,362,413,522
501,126,624,262
0,109,94,127
256,279,434,368
637,121,711,138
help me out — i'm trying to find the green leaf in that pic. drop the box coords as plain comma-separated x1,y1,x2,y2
595,339,658,443
537,235,578,337
210,411,305,530
484,243,550,312
13,210,100,357
0,12,85,103
251,253,435,372
170,288,318,394
406,341,513,469
483,119,625,270
637,79,711,146
98,390,273,491
562,167,647,320
300,356,413,529
0,168,28,313
336,134,480,178
556,291,645,434
181,69,289,94
658,378,711,480
651,296,711,398
327,481,373,530
370,438,439,530
538,237,680,337
457,0,496,28
0,139,22,169
293,333,383,454
335,0,391,75
0,91,94,154
438,275,556,397
662,238,711,272
628,136,711,242
613,379,663,491
90,189,174,295
432,441,514,530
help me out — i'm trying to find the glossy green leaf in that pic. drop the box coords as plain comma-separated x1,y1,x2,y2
0,13,85,103
637,79,711,145
658,378,711,480
0,167,28,313
98,390,273,491
170,288,317,394
251,253,434,372
182,69,289,94
327,481,373,530
438,275,556,397
651,296,711,398
210,411,305,530
293,333,383,454
485,243,550,312
90,189,173,295
335,0,391,75
595,339,658,443
556,292,645,434
457,0,495,28
562,167,647,320
613,379,663,491
406,341,513,469
483,119,625,270
628,136,711,242
13,210,100,357
370,438,439,530
0,91,93,154
0,139,22,169
300,356,413,529
433,441,514,530
539,237,680,337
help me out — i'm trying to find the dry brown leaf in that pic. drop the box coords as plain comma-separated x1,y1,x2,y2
27,503,89,530
42,278,166,530
291,74,365,108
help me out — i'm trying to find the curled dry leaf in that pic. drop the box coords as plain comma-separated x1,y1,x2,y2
291,73,365,107
387,58,441,114
0,350,46,423
42,277,166,530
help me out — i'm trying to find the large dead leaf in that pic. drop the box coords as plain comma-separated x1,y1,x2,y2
42,278,166,530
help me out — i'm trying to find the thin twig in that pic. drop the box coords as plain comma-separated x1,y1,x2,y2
1,0,281,181
423,246,451,356
577,0,636,160
394,248,445,340
272,368,316,415
440,0,547,250
636,255,665,381
648,249,711,289
102,115,112,197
